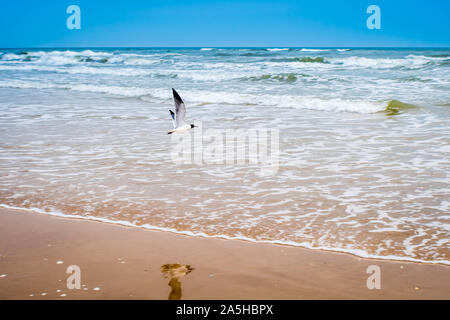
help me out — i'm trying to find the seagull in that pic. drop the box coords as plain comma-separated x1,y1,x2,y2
167,88,197,134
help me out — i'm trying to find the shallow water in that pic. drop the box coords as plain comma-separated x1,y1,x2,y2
0,47,449,264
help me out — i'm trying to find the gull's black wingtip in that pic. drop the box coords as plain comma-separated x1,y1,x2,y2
172,88,183,104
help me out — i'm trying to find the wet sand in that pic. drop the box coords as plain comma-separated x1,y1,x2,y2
0,207,449,299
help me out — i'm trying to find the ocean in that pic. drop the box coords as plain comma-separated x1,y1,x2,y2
0,47,448,264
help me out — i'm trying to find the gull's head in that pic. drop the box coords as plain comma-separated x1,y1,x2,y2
190,124,198,129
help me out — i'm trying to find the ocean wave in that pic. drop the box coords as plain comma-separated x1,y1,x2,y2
238,52,275,57
146,88,390,114
380,99,420,116
0,80,392,113
0,80,152,97
1,53,25,61
329,55,434,69
243,73,298,82
267,48,289,51
301,48,330,52
0,79,410,114
0,65,163,76
262,55,438,70
200,48,214,51
269,56,327,63
425,53,450,58
122,58,161,65
0,50,163,66
0,64,242,80
77,56,109,63
2,50,443,72
143,94,420,115
399,76,433,83
213,52,234,57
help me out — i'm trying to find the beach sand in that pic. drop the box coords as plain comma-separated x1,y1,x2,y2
0,207,448,300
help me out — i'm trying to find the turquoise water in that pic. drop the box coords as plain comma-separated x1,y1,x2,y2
0,47,449,111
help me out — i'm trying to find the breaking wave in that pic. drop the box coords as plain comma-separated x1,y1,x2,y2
0,79,397,113
301,48,330,52
267,48,290,51
1,50,446,72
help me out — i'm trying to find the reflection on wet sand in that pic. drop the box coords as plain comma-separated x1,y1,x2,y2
161,263,194,300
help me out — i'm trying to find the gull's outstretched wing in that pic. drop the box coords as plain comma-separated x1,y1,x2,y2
169,109,176,128
172,88,186,127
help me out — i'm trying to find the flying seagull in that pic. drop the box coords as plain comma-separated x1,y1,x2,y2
167,88,197,134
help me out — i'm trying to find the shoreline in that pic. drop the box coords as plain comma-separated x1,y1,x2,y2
0,207,449,299
1,204,448,267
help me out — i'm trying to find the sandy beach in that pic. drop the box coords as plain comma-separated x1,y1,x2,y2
0,207,448,300
1,0,449,304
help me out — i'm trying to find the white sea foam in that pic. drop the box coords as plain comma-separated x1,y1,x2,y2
123,58,159,65
0,64,156,76
148,88,387,113
1,204,448,266
0,80,389,113
0,80,152,97
0,50,143,66
0,49,443,72
1,53,24,60
330,55,432,69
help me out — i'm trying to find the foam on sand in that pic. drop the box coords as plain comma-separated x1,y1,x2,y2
1,204,449,266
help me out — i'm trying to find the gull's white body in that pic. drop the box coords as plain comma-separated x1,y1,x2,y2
168,124,191,134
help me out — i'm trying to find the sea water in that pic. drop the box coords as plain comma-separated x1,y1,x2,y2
0,47,448,264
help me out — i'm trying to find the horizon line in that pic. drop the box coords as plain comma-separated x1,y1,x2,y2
1,46,449,50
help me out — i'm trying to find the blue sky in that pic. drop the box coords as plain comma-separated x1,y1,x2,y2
0,0,449,47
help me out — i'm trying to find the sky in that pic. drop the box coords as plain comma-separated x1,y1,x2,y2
0,0,449,47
